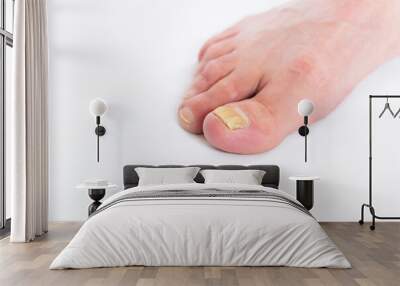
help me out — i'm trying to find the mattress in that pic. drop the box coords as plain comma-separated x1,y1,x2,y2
50,183,350,269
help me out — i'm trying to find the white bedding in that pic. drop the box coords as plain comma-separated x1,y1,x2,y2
50,183,350,269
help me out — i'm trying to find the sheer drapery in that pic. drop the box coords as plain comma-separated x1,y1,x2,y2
10,0,48,242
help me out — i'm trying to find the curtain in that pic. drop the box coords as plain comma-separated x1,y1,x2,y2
10,0,48,242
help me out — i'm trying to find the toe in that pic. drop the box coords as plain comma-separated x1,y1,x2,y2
202,62,328,154
203,97,287,154
179,67,262,134
198,27,239,61
185,53,237,99
200,39,236,62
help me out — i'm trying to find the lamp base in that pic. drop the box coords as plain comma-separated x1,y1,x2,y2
95,126,106,136
298,126,309,137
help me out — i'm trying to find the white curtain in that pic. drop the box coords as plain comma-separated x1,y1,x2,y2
10,0,48,242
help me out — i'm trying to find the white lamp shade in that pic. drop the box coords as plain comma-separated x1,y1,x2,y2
298,99,314,116
89,98,107,117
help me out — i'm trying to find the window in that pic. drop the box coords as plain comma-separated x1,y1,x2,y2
0,0,13,234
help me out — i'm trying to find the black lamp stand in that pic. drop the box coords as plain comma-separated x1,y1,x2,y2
298,116,310,162
94,116,106,162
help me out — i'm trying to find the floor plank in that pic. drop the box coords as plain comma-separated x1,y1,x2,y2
0,222,399,286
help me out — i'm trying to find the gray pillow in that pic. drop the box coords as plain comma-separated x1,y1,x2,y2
135,167,200,186
200,169,266,185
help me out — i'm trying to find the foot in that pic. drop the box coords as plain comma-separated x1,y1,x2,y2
178,0,400,154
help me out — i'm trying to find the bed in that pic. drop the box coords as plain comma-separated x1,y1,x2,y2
50,165,350,269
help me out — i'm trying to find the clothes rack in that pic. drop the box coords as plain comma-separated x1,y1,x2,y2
359,95,400,230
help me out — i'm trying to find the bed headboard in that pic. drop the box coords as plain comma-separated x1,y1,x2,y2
123,165,280,189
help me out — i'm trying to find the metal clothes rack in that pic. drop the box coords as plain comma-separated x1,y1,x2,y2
359,95,400,230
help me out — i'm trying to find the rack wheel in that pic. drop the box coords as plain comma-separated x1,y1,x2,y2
358,220,364,225
370,225,375,231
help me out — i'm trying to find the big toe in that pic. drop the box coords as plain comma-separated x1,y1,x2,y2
203,99,287,154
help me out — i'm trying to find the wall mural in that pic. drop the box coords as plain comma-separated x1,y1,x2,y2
177,0,400,154
48,0,400,221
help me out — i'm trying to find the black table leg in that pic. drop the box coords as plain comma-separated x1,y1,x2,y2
88,189,105,216
296,180,314,210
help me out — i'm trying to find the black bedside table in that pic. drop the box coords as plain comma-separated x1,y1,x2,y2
76,183,117,216
289,176,319,210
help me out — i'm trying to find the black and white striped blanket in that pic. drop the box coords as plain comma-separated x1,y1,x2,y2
91,188,312,218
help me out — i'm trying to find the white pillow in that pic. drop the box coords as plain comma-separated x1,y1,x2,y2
135,167,200,186
200,169,266,185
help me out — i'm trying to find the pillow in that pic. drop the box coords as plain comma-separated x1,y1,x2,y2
200,169,266,185
135,167,200,186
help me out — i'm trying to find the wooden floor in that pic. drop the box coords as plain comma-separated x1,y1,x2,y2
0,222,399,286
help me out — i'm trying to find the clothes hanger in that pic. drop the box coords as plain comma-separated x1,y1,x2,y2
379,97,395,118
394,105,400,118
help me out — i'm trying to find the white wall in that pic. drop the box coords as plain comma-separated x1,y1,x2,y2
48,0,400,221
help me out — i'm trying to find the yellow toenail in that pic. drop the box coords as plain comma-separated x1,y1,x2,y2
179,107,194,125
213,106,249,130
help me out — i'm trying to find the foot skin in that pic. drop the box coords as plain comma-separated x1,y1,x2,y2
178,0,400,154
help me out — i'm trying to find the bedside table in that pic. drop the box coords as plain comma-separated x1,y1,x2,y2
76,183,117,216
289,176,320,210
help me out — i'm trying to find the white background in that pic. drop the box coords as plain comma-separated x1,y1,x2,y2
47,0,400,221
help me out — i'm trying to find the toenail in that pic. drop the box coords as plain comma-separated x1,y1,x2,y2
213,106,249,130
179,107,194,125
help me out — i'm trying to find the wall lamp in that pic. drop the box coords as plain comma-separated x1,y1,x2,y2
89,98,107,162
298,99,314,163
